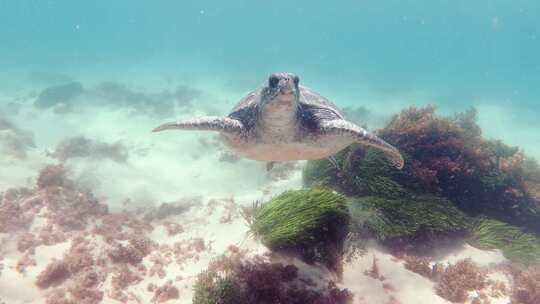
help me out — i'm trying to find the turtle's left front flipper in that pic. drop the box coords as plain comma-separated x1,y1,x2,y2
319,119,404,169
152,116,244,135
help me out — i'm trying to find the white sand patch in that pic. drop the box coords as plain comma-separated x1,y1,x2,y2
434,243,507,267
341,242,513,304
0,257,45,304
341,243,450,304
0,229,71,304
483,271,513,304
0,150,50,190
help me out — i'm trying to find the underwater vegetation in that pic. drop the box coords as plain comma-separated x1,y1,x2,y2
193,271,244,304
469,218,540,265
0,164,210,303
511,265,540,304
304,106,540,234
192,247,353,304
435,258,488,303
402,254,540,304
348,196,540,264
303,146,408,198
241,183,538,281
348,195,471,247
248,189,349,272
380,106,540,232
294,105,540,294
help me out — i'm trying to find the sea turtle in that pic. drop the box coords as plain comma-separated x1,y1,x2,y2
152,72,404,170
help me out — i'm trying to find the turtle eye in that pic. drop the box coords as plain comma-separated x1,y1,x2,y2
269,75,280,88
293,76,300,85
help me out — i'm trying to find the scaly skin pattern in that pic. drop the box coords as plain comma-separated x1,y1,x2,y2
153,72,404,169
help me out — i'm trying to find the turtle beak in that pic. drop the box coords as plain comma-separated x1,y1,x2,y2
280,87,294,95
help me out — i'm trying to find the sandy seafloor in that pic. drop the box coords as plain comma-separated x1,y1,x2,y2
1,74,537,304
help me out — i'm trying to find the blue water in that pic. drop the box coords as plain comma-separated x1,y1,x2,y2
1,2,540,303
2,1,539,111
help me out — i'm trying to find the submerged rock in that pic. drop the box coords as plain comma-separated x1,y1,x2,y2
34,82,84,109
48,136,129,163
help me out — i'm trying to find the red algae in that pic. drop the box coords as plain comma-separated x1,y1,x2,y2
0,164,162,303
162,221,184,236
402,255,442,280
16,232,37,252
94,212,153,242
36,260,70,289
219,197,239,224
195,250,353,304
148,249,173,279
377,106,540,231
0,194,32,232
387,295,402,304
173,237,209,266
435,259,487,303
109,265,143,302
151,280,180,303
16,252,37,273
511,265,540,304
37,164,70,189
63,238,95,274
396,254,510,303
107,237,154,265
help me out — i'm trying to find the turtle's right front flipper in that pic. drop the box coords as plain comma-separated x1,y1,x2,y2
319,119,404,169
152,116,244,134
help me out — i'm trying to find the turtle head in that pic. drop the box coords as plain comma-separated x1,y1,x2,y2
261,72,300,106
